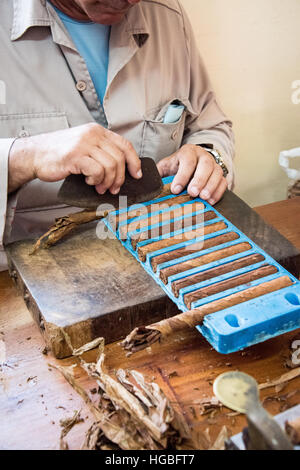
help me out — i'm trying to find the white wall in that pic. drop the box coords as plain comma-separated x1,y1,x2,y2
181,0,300,206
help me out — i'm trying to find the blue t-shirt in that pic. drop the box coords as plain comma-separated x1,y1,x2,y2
52,4,110,105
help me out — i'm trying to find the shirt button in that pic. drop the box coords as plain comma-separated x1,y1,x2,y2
171,129,178,140
76,80,87,92
18,130,30,138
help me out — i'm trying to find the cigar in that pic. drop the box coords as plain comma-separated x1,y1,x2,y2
160,242,252,284
138,221,228,262
113,193,194,228
121,276,293,353
184,264,278,308
151,232,240,273
172,253,265,296
119,201,205,240
32,209,101,253
131,211,216,249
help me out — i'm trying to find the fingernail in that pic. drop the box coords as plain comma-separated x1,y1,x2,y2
200,189,210,200
111,187,120,195
96,186,105,195
137,170,142,179
189,186,199,197
172,185,183,194
208,198,215,205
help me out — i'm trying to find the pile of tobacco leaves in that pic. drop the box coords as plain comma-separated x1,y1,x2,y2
53,338,196,450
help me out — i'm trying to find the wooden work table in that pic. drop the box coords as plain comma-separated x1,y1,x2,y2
0,197,300,450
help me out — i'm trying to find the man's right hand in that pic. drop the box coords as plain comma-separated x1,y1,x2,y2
8,123,142,194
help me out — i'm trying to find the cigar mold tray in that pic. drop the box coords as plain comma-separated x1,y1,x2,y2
104,176,300,354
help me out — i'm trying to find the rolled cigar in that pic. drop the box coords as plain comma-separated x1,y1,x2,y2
131,211,216,250
119,201,205,239
113,193,194,228
121,276,293,353
138,221,227,262
285,417,300,445
151,232,240,273
160,242,252,284
184,264,278,308
32,209,101,253
172,253,265,296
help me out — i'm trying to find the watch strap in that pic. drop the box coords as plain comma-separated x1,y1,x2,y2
196,144,229,178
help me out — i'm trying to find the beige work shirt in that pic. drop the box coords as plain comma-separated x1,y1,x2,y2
0,0,234,270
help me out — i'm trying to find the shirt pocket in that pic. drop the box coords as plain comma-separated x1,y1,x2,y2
0,112,69,138
141,103,187,162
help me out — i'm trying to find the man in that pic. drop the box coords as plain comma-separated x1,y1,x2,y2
0,0,234,270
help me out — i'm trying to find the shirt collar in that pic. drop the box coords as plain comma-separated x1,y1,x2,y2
11,0,149,47
11,0,50,41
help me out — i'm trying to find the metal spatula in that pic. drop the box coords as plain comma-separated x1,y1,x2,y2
213,371,294,450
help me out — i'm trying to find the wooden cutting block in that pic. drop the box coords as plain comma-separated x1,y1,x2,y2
5,190,300,358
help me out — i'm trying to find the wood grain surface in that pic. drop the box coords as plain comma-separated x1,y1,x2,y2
0,269,299,450
0,197,300,450
5,192,300,358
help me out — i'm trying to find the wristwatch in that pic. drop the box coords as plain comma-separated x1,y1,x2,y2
197,144,229,178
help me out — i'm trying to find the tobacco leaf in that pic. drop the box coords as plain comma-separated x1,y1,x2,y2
59,410,83,450
31,209,104,253
72,338,105,356
82,423,121,450
115,369,153,409
52,338,192,450
82,356,179,446
262,389,299,407
258,367,300,390
129,369,190,440
209,425,231,451
181,427,211,451
52,362,152,450
193,397,222,416
60,329,104,357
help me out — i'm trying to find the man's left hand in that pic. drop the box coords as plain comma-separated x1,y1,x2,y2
157,144,228,205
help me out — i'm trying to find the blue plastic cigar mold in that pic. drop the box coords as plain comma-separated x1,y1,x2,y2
103,176,300,354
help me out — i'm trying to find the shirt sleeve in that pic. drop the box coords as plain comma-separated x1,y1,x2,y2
0,138,18,249
179,2,235,189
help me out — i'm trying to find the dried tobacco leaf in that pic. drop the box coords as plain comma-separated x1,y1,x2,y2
258,367,300,390
115,369,153,409
193,397,222,416
60,329,104,357
180,427,211,451
168,371,179,379
129,369,190,440
209,426,231,451
262,390,299,407
82,423,121,450
82,357,175,445
51,338,193,451
52,363,151,450
73,338,105,356
31,209,104,253
59,410,83,450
